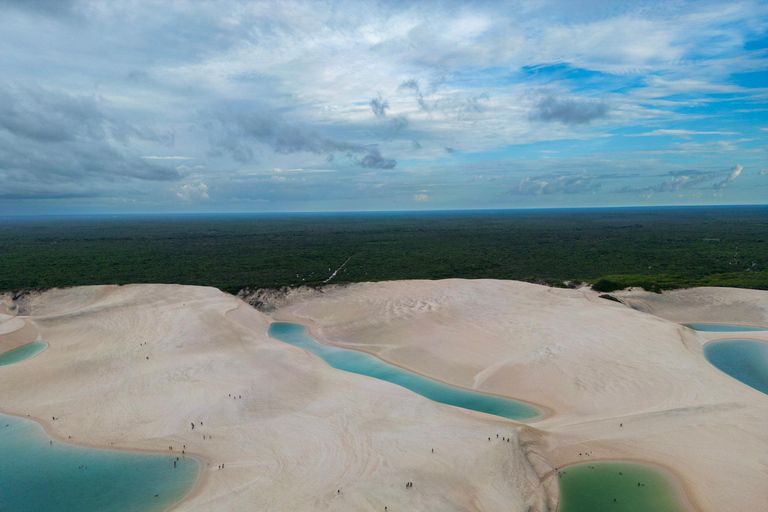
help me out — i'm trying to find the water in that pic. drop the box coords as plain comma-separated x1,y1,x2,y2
0,413,198,512
703,339,768,395
268,322,541,421
684,323,766,332
558,462,689,512
0,342,48,366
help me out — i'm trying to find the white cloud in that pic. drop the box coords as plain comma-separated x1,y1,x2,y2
175,182,209,201
631,129,737,137
143,156,195,160
414,193,429,202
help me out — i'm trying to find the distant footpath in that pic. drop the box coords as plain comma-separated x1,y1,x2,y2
1,206,767,295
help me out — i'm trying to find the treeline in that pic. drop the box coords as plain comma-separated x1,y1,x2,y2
1,207,766,294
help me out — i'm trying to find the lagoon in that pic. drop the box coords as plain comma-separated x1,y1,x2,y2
703,339,768,395
0,342,48,367
557,462,689,512
0,412,198,512
268,322,541,421
684,323,766,332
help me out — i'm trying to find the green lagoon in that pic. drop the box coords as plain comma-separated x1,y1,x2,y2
558,462,689,512
268,322,541,421
0,342,48,367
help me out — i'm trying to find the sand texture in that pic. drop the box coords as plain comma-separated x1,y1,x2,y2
1,280,766,511
0,284,548,512
274,280,768,511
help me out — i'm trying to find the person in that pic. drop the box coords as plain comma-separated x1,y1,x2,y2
431,448,434,453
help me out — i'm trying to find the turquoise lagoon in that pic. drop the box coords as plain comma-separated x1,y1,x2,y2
703,339,768,395
0,344,198,511
0,413,198,512
557,462,689,512
268,322,541,421
0,342,48,367
684,323,766,332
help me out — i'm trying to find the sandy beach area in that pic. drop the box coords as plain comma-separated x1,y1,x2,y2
1,280,766,511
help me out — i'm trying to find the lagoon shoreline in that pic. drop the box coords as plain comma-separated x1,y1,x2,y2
1,281,766,511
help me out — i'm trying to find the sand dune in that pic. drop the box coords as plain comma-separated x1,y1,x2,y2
1,281,766,511
0,284,548,512
273,280,768,511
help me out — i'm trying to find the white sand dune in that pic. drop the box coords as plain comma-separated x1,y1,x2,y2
1,281,766,511
0,284,548,512
274,280,768,511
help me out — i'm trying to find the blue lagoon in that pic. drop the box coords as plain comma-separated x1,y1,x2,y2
268,322,541,421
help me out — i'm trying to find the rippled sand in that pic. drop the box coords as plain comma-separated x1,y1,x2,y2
1,281,766,511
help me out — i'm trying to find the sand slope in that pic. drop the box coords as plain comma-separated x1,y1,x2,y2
2,280,766,511
0,284,548,512
273,279,768,511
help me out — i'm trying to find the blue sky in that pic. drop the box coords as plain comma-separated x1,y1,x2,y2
1,0,767,214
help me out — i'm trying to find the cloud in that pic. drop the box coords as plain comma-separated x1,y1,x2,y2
2,0,766,211
0,83,182,201
631,129,738,137
512,173,601,195
377,114,409,141
359,148,396,169
370,95,389,118
760,169,768,175
712,164,742,189
176,182,209,201
619,164,743,194
445,146,455,153
143,156,195,160
3,0,78,18
619,174,708,194
208,109,396,169
414,193,429,202
397,79,489,116
0,84,172,146
530,95,609,125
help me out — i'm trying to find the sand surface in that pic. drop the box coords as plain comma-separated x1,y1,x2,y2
0,284,548,512
1,281,766,511
274,280,768,511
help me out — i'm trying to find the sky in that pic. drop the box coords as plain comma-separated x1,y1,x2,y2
1,0,767,214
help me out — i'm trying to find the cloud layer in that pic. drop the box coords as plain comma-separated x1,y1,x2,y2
1,0,766,213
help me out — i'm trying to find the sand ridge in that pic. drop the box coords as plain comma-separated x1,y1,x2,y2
273,279,768,512
2,280,766,511
0,284,550,512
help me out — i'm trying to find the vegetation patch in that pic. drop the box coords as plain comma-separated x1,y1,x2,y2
1,207,766,294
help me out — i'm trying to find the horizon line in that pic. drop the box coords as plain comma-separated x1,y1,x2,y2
2,203,768,219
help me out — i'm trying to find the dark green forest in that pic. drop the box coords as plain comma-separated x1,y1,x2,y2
1,207,767,294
